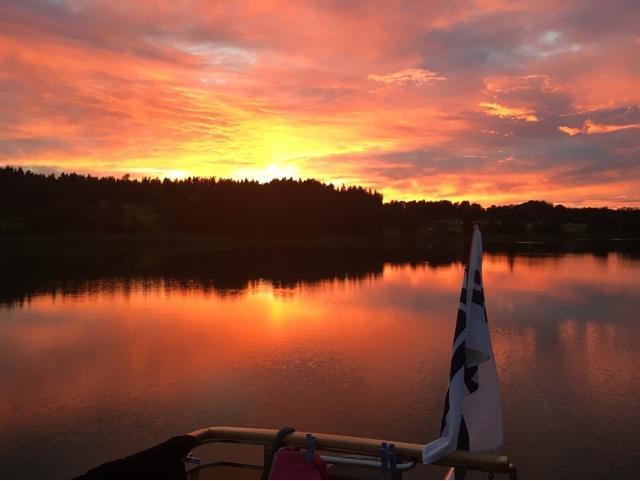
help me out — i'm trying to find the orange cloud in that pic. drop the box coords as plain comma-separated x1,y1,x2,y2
367,68,446,85
483,74,559,93
479,103,539,122
558,119,640,136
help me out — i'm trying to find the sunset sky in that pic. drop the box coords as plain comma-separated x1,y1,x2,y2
1,0,639,206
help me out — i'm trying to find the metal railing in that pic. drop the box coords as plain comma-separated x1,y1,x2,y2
187,426,517,479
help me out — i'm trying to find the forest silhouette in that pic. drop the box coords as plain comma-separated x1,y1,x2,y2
1,166,638,237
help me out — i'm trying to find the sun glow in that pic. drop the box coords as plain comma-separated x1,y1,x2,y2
233,163,299,182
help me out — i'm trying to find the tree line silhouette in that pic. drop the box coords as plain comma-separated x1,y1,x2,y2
1,166,638,237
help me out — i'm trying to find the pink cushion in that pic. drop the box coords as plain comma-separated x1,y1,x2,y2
269,447,328,479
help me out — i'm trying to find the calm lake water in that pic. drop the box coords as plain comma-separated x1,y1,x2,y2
1,243,639,479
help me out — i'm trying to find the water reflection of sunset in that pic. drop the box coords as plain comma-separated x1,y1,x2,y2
1,252,640,478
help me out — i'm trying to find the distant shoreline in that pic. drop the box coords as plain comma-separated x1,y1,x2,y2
3,168,639,241
1,232,639,252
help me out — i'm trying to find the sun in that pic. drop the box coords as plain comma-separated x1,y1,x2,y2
232,163,299,182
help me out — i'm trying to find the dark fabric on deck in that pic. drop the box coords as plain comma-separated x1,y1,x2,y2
75,435,197,479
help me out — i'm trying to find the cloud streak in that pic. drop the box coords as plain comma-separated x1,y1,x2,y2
479,103,539,122
559,119,640,136
368,68,446,85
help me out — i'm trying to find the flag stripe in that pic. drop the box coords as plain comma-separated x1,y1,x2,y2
459,287,467,304
457,416,470,451
454,308,466,341
472,288,484,305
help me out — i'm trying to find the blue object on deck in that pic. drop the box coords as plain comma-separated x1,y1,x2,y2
379,442,389,473
388,443,397,472
305,434,316,463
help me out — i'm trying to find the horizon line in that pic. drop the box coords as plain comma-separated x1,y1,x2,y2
3,165,638,211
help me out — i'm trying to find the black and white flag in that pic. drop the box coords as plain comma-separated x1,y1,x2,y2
422,225,503,465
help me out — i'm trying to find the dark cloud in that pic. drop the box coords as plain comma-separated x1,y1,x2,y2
419,11,533,75
0,137,68,158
